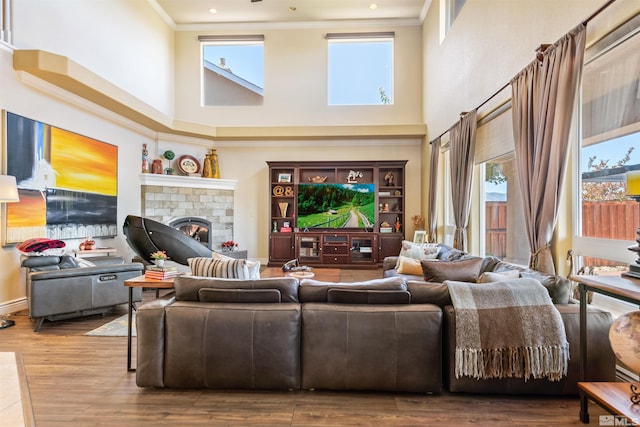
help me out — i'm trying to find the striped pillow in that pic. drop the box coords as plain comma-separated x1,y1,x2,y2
187,257,249,279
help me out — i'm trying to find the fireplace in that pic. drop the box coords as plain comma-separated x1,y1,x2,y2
168,217,213,250
139,174,237,252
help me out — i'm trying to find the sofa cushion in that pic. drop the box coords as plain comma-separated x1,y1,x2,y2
421,257,483,283
198,288,281,303
477,270,520,283
327,289,411,304
173,276,300,303
299,277,407,303
187,257,249,279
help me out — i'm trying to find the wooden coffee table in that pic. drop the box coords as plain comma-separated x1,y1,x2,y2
261,267,340,282
123,275,177,371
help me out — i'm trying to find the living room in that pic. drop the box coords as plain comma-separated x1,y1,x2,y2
1,0,640,425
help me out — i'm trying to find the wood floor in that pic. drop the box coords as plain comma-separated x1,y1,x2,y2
0,268,609,426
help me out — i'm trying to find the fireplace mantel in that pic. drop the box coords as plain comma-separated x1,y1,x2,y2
139,173,237,190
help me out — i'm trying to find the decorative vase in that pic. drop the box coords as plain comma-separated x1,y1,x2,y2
279,202,288,218
154,259,165,267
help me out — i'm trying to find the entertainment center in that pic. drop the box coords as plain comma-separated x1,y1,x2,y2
267,160,407,267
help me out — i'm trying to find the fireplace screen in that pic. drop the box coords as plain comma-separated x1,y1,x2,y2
168,217,212,250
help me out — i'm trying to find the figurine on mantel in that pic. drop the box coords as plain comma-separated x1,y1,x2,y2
141,143,149,173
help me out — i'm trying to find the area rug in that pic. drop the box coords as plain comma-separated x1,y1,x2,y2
85,314,135,337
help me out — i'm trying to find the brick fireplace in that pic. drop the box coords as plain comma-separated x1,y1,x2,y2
139,174,237,252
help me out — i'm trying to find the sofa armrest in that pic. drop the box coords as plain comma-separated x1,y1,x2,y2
382,256,399,271
136,295,176,387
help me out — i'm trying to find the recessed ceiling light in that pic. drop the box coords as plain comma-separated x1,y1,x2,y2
369,3,378,10
209,8,217,14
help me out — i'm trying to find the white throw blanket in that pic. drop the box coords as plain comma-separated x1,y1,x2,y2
445,278,569,381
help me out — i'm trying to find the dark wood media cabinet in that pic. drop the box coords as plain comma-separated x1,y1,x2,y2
267,160,407,267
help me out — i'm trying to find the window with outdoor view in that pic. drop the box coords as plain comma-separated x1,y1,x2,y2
199,35,264,106
577,19,640,274
481,154,529,266
327,33,394,106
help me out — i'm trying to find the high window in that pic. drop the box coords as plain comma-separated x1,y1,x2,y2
327,32,394,106
440,0,467,42
199,35,264,106
1,0,12,45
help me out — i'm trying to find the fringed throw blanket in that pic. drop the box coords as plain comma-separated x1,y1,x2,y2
445,278,569,381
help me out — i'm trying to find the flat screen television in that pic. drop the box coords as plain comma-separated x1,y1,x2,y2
297,183,375,229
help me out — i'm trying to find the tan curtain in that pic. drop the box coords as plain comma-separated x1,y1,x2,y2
511,24,586,274
427,137,441,243
449,110,477,251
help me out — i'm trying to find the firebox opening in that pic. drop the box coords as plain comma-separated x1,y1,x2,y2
168,217,213,250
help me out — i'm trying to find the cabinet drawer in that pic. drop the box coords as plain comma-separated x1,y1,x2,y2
323,245,349,255
322,255,349,264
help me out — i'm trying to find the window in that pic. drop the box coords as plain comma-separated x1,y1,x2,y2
1,0,12,45
199,35,264,106
576,17,640,274
327,33,394,106
480,154,528,265
440,0,467,42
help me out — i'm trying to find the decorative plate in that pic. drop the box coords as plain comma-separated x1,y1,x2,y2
609,310,640,373
177,155,201,175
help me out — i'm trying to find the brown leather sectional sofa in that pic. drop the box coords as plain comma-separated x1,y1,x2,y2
136,248,615,394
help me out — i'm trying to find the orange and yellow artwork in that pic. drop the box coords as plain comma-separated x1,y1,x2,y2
4,112,118,245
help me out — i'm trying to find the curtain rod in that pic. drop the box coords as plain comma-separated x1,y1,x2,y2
429,0,618,145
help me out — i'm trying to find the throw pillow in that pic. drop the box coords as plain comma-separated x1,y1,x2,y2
188,257,249,279
421,257,484,283
395,241,439,269
396,255,425,276
477,270,520,283
211,251,260,279
16,237,66,256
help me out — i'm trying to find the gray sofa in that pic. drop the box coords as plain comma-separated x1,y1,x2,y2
21,255,144,331
136,275,444,393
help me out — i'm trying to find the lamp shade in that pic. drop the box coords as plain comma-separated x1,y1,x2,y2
627,170,640,197
0,175,19,202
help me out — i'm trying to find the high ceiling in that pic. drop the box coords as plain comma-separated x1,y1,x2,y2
154,0,429,26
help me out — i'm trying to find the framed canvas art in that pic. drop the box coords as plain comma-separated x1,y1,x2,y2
3,111,118,245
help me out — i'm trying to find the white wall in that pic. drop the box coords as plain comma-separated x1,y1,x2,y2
12,0,175,117
174,25,423,127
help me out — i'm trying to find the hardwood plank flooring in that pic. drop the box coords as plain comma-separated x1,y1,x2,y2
0,268,610,426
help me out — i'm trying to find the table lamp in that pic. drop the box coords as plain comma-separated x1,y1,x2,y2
625,170,640,279
0,175,20,329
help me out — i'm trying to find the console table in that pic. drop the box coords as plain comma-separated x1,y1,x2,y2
571,274,640,424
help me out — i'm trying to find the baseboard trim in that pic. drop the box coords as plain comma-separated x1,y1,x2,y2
0,298,28,316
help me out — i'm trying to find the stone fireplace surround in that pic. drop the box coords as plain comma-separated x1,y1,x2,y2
140,174,237,253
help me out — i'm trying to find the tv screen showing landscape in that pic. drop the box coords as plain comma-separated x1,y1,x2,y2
297,183,375,229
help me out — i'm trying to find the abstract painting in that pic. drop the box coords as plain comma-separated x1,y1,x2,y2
3,112,118,245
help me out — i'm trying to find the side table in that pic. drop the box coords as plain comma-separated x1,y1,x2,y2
571,274,640,424
73,247,117,258
123,275,177,371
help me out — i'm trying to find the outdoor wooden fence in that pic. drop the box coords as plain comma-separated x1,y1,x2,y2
485,200,638,262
